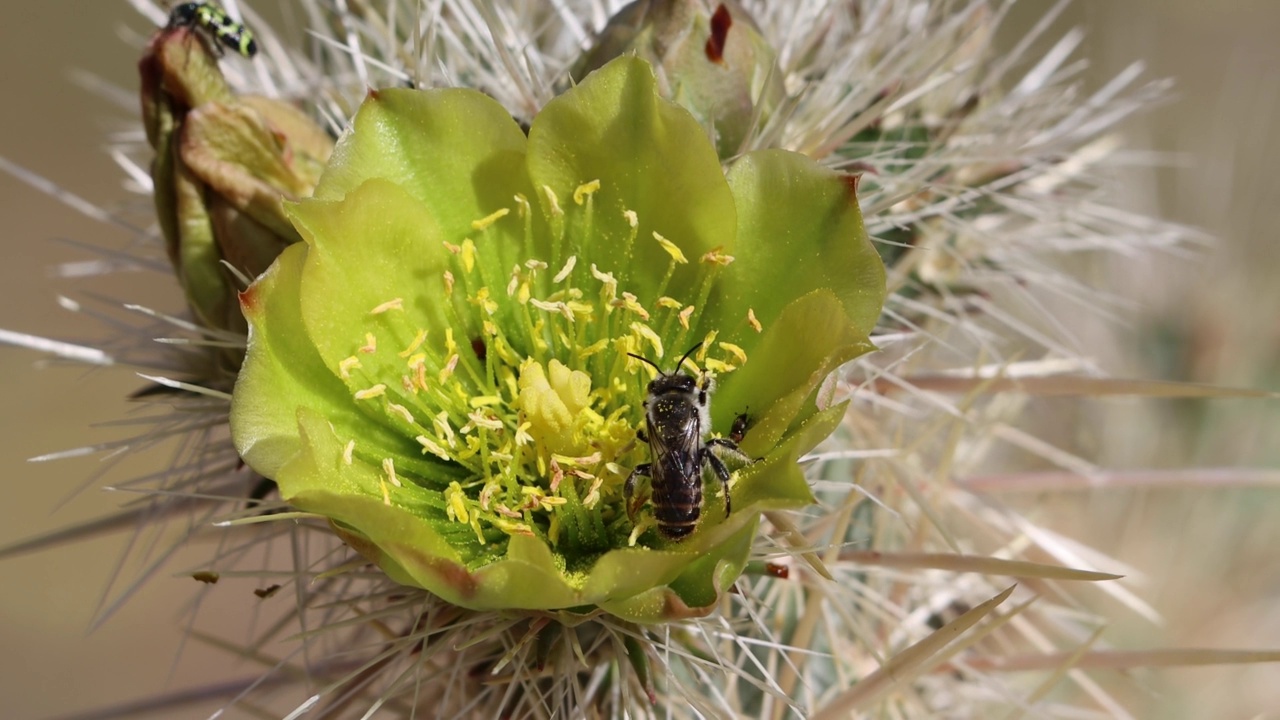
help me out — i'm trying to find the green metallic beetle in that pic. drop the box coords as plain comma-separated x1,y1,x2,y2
167,2,258,58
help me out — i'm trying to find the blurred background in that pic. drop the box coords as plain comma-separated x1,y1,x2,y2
1,2,1277,717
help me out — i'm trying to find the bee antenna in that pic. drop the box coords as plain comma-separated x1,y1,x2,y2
674,342,703,374
627,352,664,375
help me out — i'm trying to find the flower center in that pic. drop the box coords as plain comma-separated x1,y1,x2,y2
328,180,750,566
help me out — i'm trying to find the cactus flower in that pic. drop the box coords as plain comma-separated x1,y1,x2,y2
230,56,884,622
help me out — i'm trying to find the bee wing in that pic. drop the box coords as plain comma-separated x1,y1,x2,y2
649,412,702,481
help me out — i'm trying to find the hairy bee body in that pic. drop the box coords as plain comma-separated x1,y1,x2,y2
167,2,258,58
626,347,752,541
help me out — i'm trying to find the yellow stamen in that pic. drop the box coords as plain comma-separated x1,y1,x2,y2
541,185,563,216
459,239,477,273
443,270,455,296
381,457,402,487
631,322,664,359
338,356,361,379
719,342,748,364
700,246,735,266
613,292,651,320
446,482,469,523
705,357,736,373
370,298,404,314
398,329,428,358
656,296,683,310
530,298,575,322
573,179,600,205
380,478,391,505
438,354,459,383
552,255,578,283
416,435,450,460
622,209,638,228
471,207,510,231
678,305,695,330
354,384,386,400
747,307,763,332
653,232,688,264
388,402,415,424
359,333,377,354
469,395,503,408
342,440,355,466
434,411,457,447
468,410,503,430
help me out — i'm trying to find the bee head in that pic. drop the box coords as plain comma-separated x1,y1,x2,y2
629,343,703,396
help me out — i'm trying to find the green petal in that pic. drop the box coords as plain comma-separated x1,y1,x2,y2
716,149,885,348
281,407,772,616
714,290,873,450
232,244,400,477
313,87,537,262
527,56,736,324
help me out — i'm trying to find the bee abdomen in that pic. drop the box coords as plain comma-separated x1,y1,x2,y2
652,481,702,539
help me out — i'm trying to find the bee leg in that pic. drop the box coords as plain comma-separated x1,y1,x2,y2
706,437,753,465
701,449,733,517
624,464,651,522
636,427,648,443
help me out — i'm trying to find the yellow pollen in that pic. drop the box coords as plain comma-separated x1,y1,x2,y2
398,329,428,357
382,457,402,487
471,207,510,231
573,179,601,204
719,342,748,364
566,300,594,317
354,384,386,400
469,395,503,408
388,402,415,424
338,356,361,379
416,435,450,460
552,256,578,283
470,287,498,315
444,328,458,356
652,232,688,264
678,305,695,330
657,296,683,310
359,333,377,354
541,185,563,216
438,354,459,383
443,270,455,296
700,246,735,266
622,209,638,228
747,308,763,333
631,322,664,359
483,320,498,336
517,281,532,305
342,440,355,465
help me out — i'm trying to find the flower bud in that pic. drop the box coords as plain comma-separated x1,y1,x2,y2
140,25,333,337
572,0,785,158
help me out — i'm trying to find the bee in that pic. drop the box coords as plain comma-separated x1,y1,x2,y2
166,2,258,58
625,344,753,541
